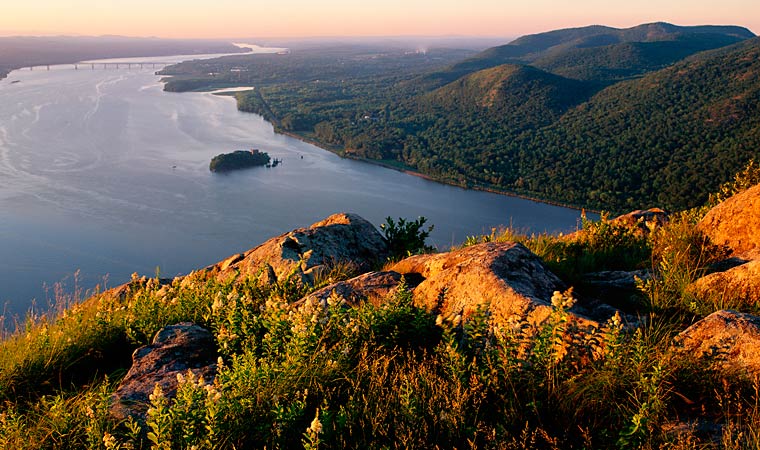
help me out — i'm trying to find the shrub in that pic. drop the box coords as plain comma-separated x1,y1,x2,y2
380,216,434,259
640,210,729,315
708,159,760,207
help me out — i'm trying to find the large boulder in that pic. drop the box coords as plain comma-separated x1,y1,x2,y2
698,184,760,257
388,242,584,328
110,323,218,420
687,260,760,309
209,213,389,285
674,310,760,374
295,271,406,308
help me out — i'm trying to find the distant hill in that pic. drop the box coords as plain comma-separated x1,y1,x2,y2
422,22,754,86
420,64,595,130
530,32,749,80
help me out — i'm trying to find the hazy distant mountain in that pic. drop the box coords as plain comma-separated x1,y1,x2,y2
422,22,755,86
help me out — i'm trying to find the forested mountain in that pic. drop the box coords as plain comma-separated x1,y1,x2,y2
159,24,759,213
508,37,760,210
420,64,595,130
386,37,760,212
423,22,754,86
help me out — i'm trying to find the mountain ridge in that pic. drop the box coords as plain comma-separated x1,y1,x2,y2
422,22,755,86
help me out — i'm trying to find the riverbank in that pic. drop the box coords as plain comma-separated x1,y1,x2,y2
226,88,597,214
274,127,599,214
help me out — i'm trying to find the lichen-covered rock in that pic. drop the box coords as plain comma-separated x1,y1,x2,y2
110,323,218,420
698,184,760,257
674,310,760,374
209,213,389,285
687,260,760,308
389,242,590,328
296,271,405,308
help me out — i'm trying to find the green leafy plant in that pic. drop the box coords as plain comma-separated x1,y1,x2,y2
380,216,434,259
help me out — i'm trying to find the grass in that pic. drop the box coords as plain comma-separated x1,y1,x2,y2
463,212,652,284
3,172,760,448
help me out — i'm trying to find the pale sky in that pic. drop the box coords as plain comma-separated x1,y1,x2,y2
1,0,758,39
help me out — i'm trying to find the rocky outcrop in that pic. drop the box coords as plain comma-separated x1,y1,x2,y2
104,275,173,302
674,310,760,374
698,184,760,258
611,208,669,236
388,242,584,328
110,323,218,420
688,260,760,308
207,213,389,285
296,271,406,308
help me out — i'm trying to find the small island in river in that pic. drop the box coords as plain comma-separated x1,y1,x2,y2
209,149,270,172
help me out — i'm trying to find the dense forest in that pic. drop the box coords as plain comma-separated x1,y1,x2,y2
160,23,759,213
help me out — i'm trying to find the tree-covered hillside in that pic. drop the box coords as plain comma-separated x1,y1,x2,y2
158,24,758,213
421,64,595,126
306,37,760,212
508,37,760,210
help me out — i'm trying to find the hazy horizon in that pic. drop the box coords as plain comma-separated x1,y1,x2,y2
2,0,757,40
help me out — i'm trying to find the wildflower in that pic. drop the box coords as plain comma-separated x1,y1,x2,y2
308,409,323,435
551,291,564,308
435,315,443,326
551,289,576,309
327,290,344,308
149,384,163,402
103,432,118,448
610,311,622,329
204,384,222,402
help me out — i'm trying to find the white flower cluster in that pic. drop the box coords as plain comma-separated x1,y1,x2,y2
551,289,576,310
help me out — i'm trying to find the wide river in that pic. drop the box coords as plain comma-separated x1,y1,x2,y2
0,51,589,317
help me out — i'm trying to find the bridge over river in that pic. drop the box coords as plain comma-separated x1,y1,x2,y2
23,61,174,71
